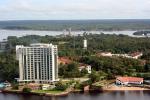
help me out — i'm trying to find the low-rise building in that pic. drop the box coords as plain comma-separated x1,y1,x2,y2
129,52,143,59
0,39,8,52
26,83,41,90
98,51,143,59
42,84,51,90
100,52,112,57
116,77,143,85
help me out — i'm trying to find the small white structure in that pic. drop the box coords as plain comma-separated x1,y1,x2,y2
86,65,92,74
83,39,87,49
42,84,51,90
79,64,91,74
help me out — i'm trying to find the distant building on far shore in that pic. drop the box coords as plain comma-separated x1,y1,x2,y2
0,39,8,52
68,28,72,36
61,28,73,37
16,43,59,83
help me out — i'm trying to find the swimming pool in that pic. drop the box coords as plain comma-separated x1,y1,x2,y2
0,83,5,88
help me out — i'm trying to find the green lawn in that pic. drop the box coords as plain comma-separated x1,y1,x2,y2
32,90,64,94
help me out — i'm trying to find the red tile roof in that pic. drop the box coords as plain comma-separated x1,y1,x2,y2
117,77,143,83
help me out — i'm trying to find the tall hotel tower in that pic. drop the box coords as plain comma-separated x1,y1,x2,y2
16,43,59,83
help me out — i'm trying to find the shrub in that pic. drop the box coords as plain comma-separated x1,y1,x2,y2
55,81,67,91
22,87,32,93
12,84,19,90
74,82,83,90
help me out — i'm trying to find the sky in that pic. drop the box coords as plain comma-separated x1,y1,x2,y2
0,0,150,20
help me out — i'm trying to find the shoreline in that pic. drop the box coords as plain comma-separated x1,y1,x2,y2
1,90,70,97
1,86,150,97
102,86,150,91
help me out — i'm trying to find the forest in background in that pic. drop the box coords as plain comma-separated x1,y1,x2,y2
1,19,150,31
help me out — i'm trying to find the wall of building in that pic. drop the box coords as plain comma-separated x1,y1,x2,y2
16,43,59,83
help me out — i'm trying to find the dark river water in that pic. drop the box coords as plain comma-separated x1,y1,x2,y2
0,91,150,100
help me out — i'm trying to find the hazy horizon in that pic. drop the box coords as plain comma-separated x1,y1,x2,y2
1,19,150,21
0,0,150,20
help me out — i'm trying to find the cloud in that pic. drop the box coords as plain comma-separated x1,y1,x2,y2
0,0,150,20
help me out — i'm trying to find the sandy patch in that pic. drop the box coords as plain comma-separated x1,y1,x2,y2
104,85,150,91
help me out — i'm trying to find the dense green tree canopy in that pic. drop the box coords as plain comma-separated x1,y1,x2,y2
1,33,150,81
0,51,18,82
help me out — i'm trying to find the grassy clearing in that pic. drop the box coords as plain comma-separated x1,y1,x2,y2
93,80,115,87
32,90,64,94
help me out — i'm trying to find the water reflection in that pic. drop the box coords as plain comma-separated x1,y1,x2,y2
0,91,150,100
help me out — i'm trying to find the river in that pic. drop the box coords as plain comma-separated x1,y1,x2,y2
0,91,150,100
0,30,136,41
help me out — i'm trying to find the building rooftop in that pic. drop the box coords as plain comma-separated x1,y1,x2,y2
30,43,54,47
16,43,57,49
117,77,143,83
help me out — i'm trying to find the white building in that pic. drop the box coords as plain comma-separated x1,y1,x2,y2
42,84,51,90
99,52,143,59
86,65,92,74
16,43,59,83
79,64,91,74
